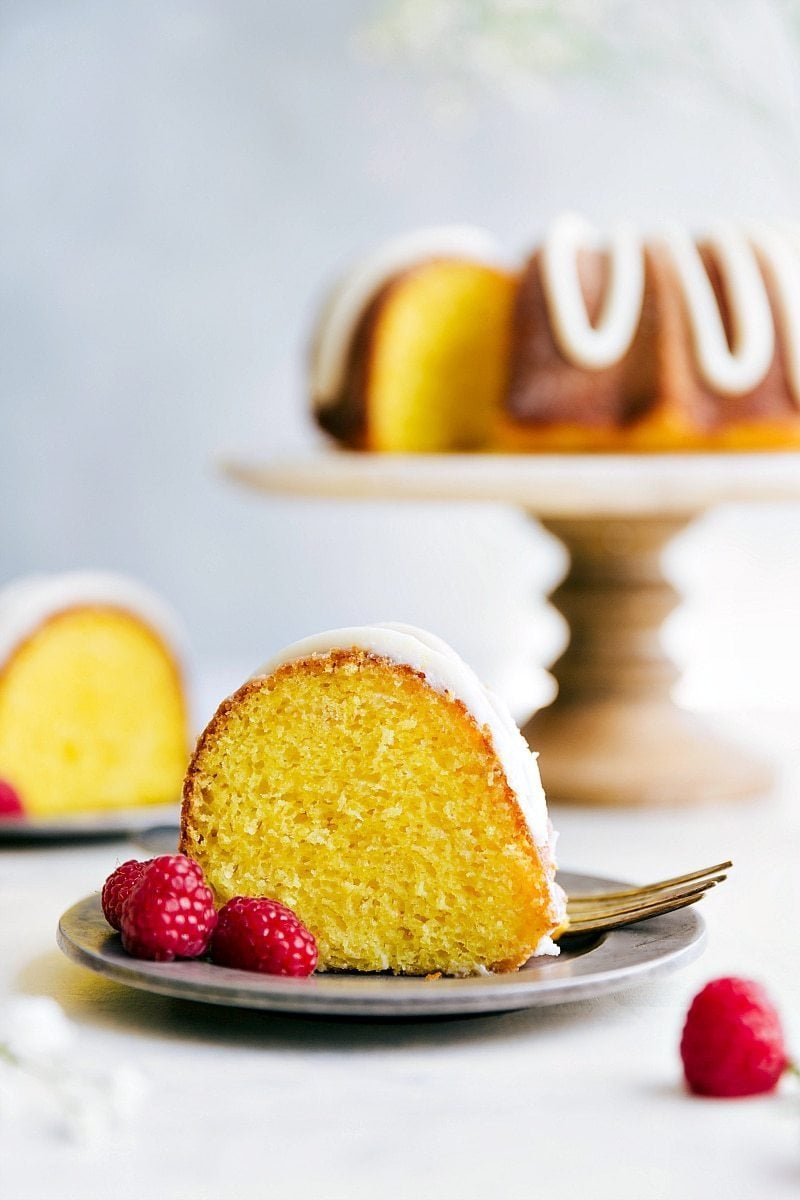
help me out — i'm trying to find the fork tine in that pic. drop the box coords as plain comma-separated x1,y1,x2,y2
564,882,712,929
567,874,726,914
556,892,705,936
565,861,732,905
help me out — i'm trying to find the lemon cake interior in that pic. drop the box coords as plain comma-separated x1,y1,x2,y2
312,227,515,451
181,624,564,976
0,573,190,817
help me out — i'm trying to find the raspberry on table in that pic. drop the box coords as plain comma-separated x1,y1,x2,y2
120,854,217,962
210,896,318,977
0,779,25,818
680,976,790,1097
101,859,151,930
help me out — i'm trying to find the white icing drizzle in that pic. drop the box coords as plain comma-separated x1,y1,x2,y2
309,226,506,409
540,213,646,370
748,222,800,408
661,222,775,396
0,571,190,672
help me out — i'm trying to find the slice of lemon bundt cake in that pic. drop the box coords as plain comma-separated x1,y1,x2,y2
181,624,564,976
0,572,190,818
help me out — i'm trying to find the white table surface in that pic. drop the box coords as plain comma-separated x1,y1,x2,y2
1,709,798,1200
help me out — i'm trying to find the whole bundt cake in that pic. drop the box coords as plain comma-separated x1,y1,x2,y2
311,216,800,452
180,623,564,976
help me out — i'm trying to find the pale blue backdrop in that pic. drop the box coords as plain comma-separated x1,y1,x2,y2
3,1,800,717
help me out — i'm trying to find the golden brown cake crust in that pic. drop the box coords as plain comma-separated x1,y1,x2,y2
314,284,395,448
179,675,268,855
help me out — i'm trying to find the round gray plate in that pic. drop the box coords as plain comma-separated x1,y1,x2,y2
56,871,706,1018
0,804,180,843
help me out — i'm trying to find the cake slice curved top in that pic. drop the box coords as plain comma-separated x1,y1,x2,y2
180,623,564,976
0,571,190,817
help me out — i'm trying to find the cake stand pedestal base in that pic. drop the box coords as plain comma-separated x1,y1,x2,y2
524,515,773,806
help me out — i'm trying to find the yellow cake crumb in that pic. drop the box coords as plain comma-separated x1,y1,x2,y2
0,607,189,816
366,261,515,451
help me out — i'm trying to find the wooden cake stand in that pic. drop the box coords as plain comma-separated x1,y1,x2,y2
224,452,800,807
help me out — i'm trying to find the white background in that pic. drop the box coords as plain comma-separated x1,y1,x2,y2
2,0,800,718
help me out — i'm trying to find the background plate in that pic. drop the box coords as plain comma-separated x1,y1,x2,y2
0,804,181,843
57,870,706,1018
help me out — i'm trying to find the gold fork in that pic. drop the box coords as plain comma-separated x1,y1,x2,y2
556,860,732,940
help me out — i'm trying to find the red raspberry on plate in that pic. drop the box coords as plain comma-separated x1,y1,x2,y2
210,896,318,977
101,859,151,930
0,779,25,818
120,854,217,962
680,976,790,1097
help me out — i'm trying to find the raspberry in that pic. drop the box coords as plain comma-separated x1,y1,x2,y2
101,859,151,930
0,780,24,818
120,855,217,962
210,896,318,977
680,977,790,1097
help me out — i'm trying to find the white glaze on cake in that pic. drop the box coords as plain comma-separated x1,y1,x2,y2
0,572,189,671
539,215,798,401
255,622,564,957
749,222,800,403
540,213,646,371
310,226,507,409
661,222,775,396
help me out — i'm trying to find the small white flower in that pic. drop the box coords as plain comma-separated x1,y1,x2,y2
0,995,148,1143
2,996,74,1065
355,0,800,130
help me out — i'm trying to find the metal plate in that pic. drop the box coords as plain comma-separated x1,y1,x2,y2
0,804,181,843
56,871,706,1018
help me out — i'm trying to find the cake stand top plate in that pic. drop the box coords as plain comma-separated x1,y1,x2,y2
223,452,800,517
